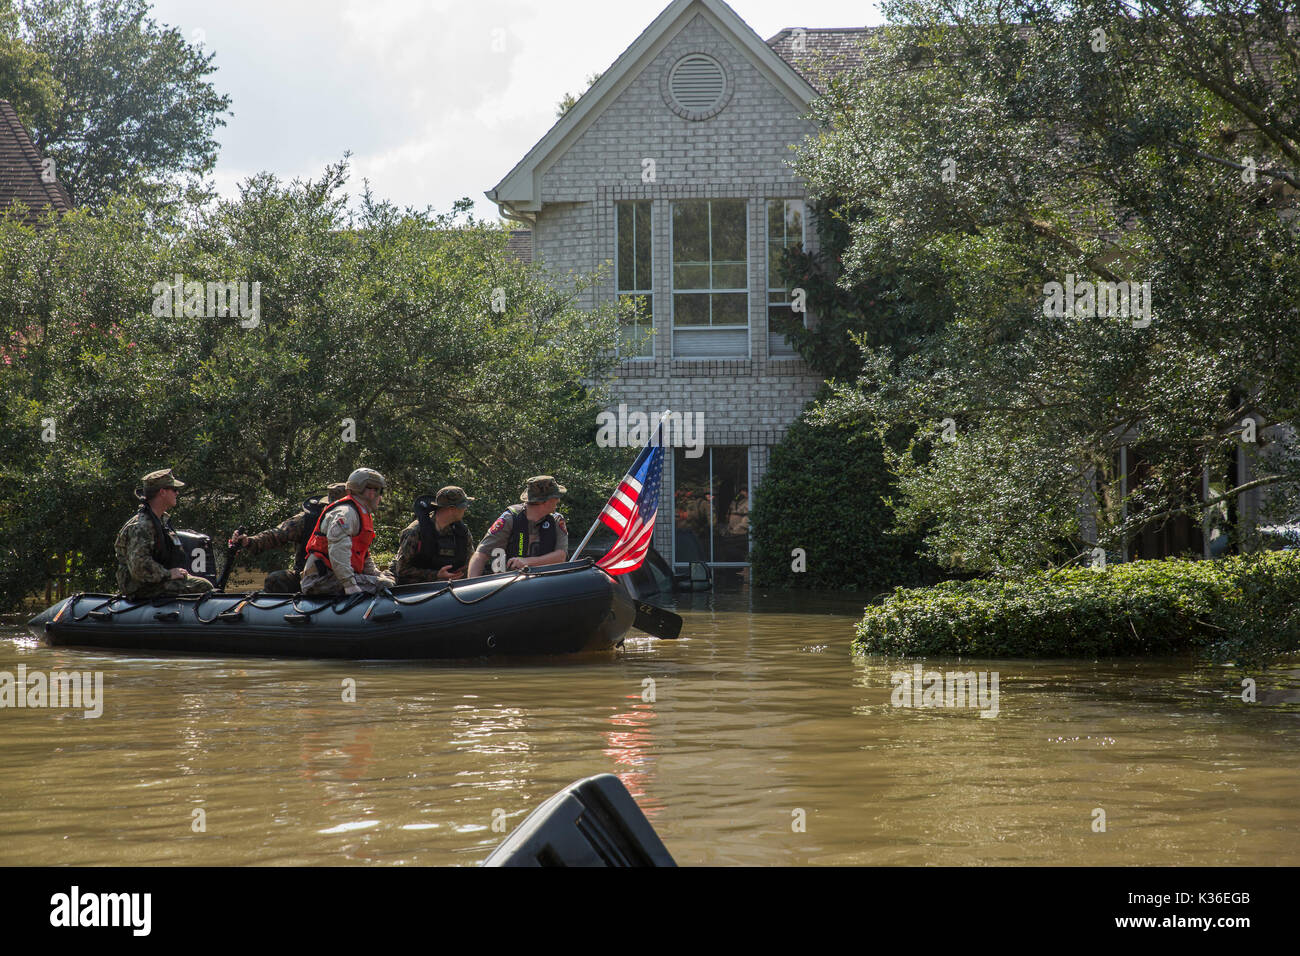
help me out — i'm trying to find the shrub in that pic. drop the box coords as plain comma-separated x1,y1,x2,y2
750,402,940,591
854,552,1300,667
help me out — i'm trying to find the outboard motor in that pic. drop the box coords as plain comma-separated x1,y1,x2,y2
174,530,217,582
483,773,675,867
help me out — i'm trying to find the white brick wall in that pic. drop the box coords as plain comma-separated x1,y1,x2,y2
532,12,825,563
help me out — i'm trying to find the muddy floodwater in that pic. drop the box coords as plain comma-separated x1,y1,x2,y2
2,589,1297,866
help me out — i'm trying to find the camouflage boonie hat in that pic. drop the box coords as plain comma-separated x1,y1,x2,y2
435,486,475,509
142,468,185,491
326,482,347,502
521,475,566,503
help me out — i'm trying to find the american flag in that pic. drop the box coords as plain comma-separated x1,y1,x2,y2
595,426,664,575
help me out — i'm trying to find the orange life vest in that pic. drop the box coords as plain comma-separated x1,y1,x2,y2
304,495,375,573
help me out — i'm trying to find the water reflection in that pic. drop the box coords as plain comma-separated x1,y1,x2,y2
2,593,1298,866
604,698,659,816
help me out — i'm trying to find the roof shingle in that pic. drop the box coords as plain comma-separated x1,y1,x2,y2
0,98,72,226
766,27,875,91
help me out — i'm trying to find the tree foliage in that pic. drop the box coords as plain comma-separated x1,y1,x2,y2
750,395,940,590
772,199,953,380
794,0,1300,575
8,0,231,210
0,162,623,608
0,0,58,126
556,71,603,118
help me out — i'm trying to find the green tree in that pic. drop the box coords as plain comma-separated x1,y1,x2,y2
556,71,603,118
773,198,952,380
0,161,623,609
0,0,59,125
750,395,939,590
794,0,1300,575
12,0,230,209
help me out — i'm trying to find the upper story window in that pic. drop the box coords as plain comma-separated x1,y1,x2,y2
616,200,653,359
767,199,806,359
671,200,748,358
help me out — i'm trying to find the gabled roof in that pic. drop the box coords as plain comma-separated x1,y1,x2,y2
0,98,72,226
487,0,820,213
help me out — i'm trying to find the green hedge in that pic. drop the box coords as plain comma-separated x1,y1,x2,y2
855,552,1300,667
750,406,940,591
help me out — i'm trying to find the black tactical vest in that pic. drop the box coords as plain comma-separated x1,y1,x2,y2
413,520,471,572
505,507,560,560
412,495,471,572
294,496,329,573
141,504,189,569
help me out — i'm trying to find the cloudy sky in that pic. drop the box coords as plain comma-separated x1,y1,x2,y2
146,0,884,219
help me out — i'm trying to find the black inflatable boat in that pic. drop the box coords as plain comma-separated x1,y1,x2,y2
26,560,636,660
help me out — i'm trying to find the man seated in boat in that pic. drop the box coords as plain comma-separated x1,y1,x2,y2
299,468,396,596
466,476,568,577
114,469,214,600
389,485,477,584
227,482,347,592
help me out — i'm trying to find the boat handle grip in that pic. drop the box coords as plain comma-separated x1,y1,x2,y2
154,610,180,622
283,613,310,624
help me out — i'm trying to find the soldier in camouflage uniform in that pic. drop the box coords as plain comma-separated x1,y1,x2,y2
114,469,214,601
390,486,477,584
299,468,396,596
467,476,569,577
229,482,347,593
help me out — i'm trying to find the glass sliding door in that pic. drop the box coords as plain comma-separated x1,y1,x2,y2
673,446,750,565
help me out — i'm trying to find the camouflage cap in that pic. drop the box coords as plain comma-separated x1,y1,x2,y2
142,468,185,491
435,486,475,509
520,475,566,503
326,481,348,502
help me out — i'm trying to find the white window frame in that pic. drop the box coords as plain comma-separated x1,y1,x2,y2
615,200,654,360
670,199,750,358
766,198,807,359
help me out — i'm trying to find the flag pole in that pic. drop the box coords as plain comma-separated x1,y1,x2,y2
571,408,671,561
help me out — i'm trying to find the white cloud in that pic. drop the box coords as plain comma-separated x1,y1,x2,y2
146,0,883,217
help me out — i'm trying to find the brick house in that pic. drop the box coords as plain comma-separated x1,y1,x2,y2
487,0,863,574
489,3,1300,569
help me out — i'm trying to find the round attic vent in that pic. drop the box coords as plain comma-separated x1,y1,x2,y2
666,53,730,119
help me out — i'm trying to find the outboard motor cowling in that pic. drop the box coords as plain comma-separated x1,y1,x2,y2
175,530,217,582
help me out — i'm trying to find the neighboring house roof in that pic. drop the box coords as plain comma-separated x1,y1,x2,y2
487,0,820,214
765,27,874,91
0,98,72,226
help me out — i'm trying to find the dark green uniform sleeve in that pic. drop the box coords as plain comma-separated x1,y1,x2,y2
245,511,307,555
115,514,170,589
391,521,439,584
